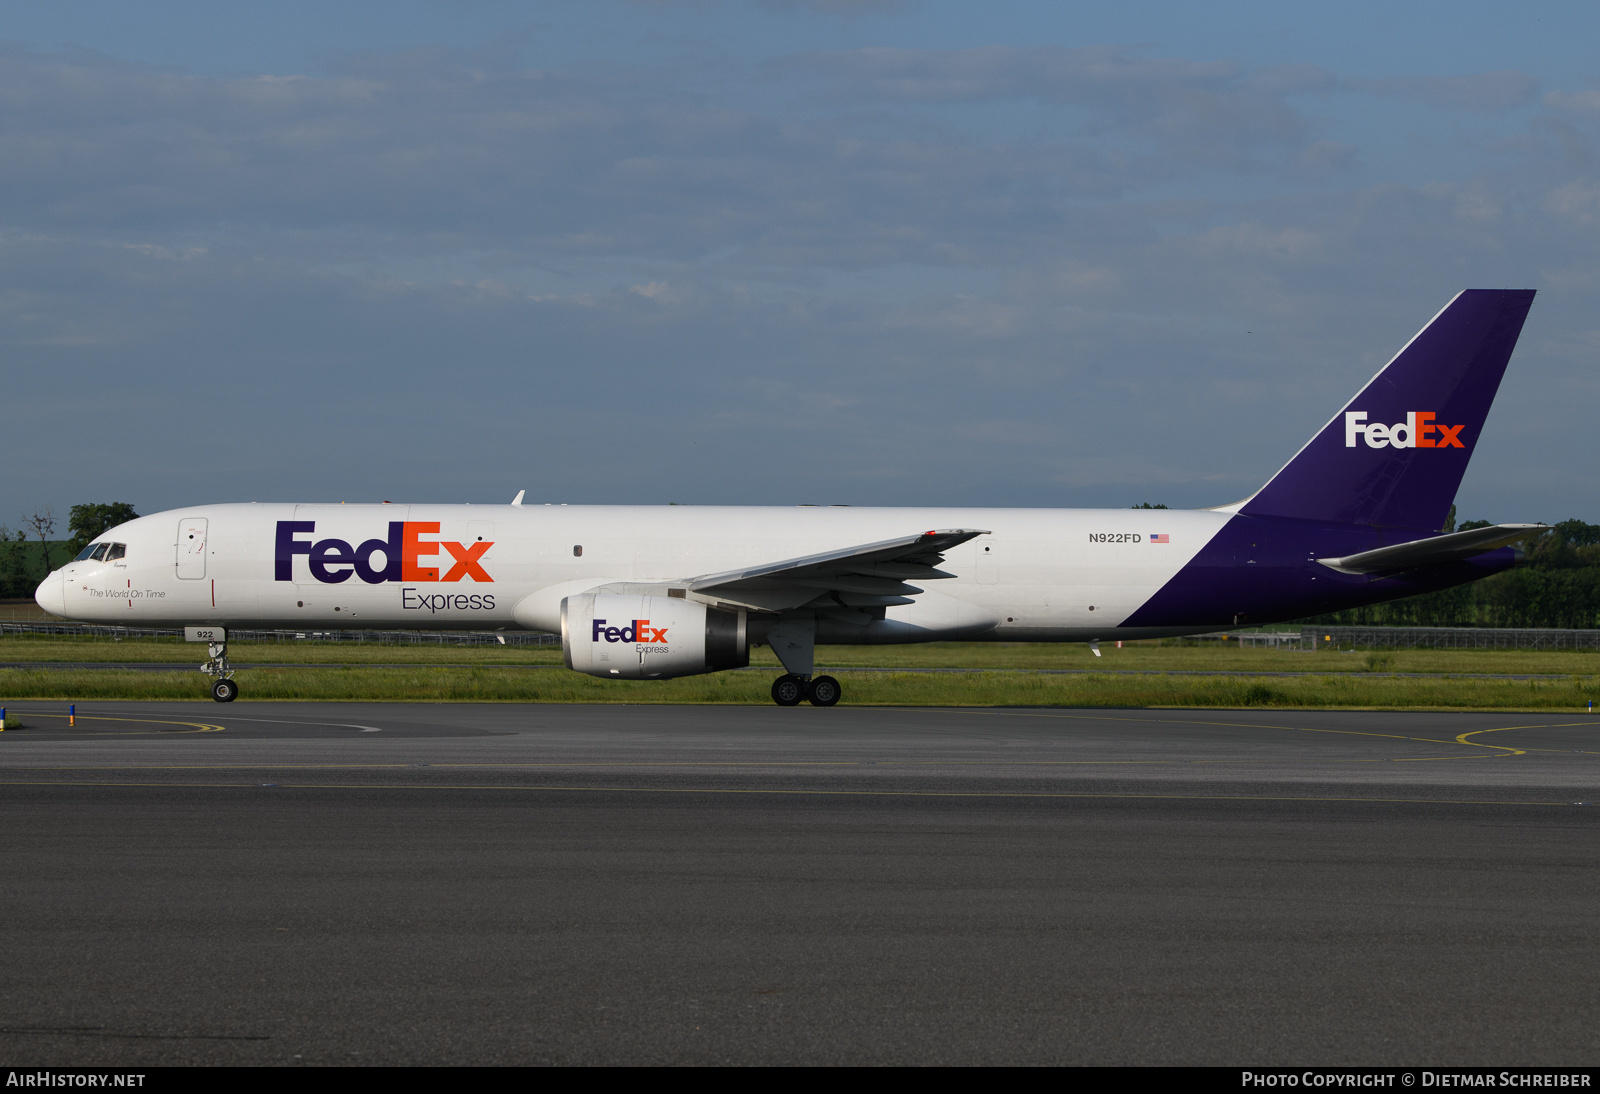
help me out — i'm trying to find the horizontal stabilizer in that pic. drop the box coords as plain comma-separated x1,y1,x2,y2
1317,524,1547,575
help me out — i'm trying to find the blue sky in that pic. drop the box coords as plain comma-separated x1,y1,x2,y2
3,1,1597,532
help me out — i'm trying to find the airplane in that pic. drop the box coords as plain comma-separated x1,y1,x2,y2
36,289,1545,705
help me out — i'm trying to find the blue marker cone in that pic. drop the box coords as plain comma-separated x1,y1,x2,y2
69,703,75,728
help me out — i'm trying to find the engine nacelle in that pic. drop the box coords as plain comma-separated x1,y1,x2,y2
562,592,748,679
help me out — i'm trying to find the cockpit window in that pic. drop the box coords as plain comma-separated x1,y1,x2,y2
74,543,124,562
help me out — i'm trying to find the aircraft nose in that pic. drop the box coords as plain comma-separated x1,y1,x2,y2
34,569,65,618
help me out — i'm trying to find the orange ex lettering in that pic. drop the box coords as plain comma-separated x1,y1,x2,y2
441,540,494,582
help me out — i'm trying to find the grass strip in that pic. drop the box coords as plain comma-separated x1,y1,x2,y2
0,637,566,665
2,665,1598,710
4,637,1600,676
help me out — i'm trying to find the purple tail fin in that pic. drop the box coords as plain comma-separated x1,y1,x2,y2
1238,289,1535,531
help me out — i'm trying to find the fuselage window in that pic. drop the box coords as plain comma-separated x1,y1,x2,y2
105,543,126,561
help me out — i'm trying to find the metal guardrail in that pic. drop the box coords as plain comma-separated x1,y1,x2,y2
1300,626,1600,650
0,621,559,645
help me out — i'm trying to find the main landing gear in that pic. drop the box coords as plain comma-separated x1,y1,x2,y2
202,639,239,703
765,617,839,706
770,674,841,707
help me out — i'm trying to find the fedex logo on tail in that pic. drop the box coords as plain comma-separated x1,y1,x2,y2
1343,412,1465,450
275,521,493,584
592,619,669,644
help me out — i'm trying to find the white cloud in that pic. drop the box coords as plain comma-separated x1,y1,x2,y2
1358,71,1540,112
785,45,1323,168
1543,183,1600,225
1542,88,1600,117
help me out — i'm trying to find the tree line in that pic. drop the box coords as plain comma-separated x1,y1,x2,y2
0,503,138,598
1300,517,1600,629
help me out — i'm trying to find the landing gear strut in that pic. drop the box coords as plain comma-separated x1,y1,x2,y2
202,639,238,703
766,617,841,707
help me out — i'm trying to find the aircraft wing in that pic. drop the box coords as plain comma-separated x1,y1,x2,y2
685,528,988,615
1317,523,1548,575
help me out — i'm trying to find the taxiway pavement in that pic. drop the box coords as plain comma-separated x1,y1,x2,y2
1,702,1596,1065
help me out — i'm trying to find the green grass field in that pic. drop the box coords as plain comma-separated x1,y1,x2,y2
0,635,568,665
3,634,1598,675
0,664,1595,710
1,633,1597,709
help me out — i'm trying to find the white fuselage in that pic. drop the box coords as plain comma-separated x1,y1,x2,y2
38,502,1229,642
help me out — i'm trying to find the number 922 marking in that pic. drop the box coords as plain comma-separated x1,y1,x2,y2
1088,533,1142,543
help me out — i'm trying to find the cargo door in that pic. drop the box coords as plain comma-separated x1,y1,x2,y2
176,518,208,579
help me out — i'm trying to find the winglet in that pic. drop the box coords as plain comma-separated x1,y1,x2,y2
511,490,525,507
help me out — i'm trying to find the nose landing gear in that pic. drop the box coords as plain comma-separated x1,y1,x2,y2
202,639,238,702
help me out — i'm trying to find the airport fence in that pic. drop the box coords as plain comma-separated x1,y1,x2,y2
0,622,560,646
1299,626,1600,651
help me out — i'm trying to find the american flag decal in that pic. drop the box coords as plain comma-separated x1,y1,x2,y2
1150,534,1170,543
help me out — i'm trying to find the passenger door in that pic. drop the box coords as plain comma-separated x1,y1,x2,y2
176,518,208,579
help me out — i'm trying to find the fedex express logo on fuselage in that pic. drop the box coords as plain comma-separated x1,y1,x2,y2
1343,412,1465,450
275,521,492,584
